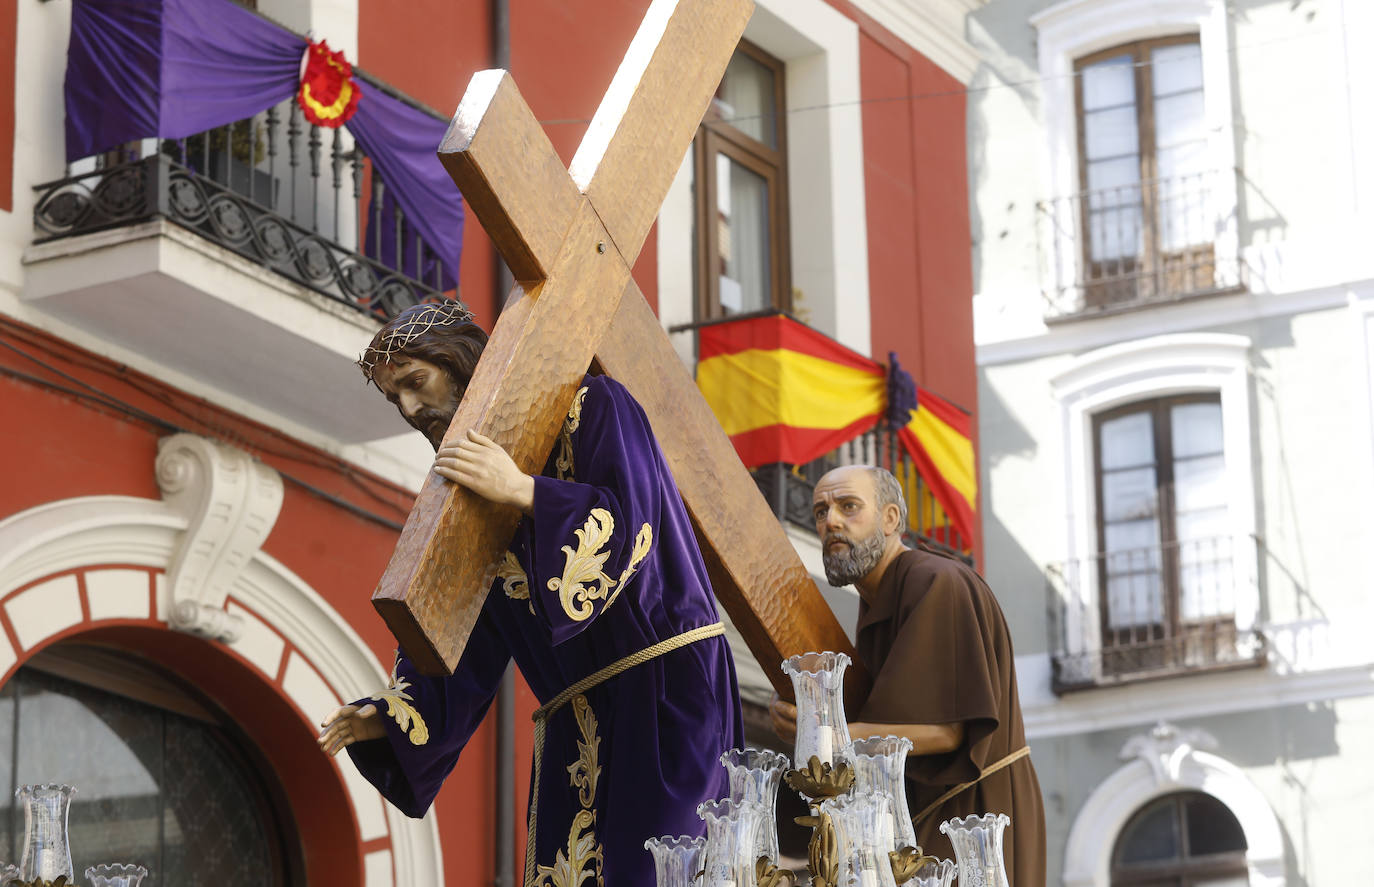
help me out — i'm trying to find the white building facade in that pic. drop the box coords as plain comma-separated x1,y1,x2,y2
966,0,1374,883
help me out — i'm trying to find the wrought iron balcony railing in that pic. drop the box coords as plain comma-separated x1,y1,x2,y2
752,427,973,565
1046,535,1265,693
33,100,447,320
1037,170,1245,319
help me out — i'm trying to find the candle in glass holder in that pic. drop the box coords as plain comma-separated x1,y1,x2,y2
782,652,851,769
848,735,917,851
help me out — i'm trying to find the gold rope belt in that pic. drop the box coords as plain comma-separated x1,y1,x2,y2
523,621,727,887
912,745,1031,828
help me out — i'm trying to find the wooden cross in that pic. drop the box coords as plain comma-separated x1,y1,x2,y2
371,0,869,706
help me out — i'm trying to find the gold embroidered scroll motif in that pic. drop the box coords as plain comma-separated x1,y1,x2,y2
554,386,589,481
547,509,654,622
370,654,430,746
602,524,653,612
498,551,533,613
566,695,602,808
535,694,605,887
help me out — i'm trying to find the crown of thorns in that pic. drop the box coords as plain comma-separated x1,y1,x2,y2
357,301,477,381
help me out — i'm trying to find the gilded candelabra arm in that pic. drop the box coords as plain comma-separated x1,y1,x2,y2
782,756,854,801
807,811,842,887
755,856,796,887
11,878,75,887
889,846,939,885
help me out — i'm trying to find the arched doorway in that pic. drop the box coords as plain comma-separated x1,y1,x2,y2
1,642,300,884
1111,791,1249,886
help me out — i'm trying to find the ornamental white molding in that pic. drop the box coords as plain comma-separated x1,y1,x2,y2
1119,720,1217,785
0,493,443,887
1063,721,1285,887
155,433,283,642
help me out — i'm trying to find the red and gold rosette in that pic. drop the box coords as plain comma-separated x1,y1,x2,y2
297,39,361,128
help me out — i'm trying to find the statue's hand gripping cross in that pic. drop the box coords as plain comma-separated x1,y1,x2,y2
371,0,867,705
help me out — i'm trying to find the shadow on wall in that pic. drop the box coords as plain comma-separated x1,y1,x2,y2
976,373,1050,653
965,0,1045,296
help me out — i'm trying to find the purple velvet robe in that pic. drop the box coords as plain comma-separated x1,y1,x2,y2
348,375,743,886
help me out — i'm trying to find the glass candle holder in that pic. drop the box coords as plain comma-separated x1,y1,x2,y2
643,835,705,887
16,784,76,883
910,858,957,887
782,652,851,768
720,747,789,862
86,864,150,887
820,791,898,887
939,813,1011,887
848,735,917,851
697,798,768,887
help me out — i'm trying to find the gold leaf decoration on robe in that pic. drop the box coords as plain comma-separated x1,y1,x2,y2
536,694,604,887
547,511,655,622
602,523,653,611
554,386,589,481
547,508,617,621
534,809,603,887
370,654,429,746
566,695,602,808
498,551,533,613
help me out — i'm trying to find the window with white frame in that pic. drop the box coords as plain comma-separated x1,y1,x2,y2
1048,334,1260,691
1032,0,1241,317
1076,37,1218,309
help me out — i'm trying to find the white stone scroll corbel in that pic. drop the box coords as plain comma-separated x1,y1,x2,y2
155,433,284,643
1120,721,1219,786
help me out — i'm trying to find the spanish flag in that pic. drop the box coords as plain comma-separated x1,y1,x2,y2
696,313,977,548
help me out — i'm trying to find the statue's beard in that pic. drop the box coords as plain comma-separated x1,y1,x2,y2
821,527,888,587
410,395,461,451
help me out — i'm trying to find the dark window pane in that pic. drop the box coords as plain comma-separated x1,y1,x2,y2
6,661,286,886
0,679,14,862
1116,797,1181,865
1184,794,1247,856
161,720,273,884
14,670,163,878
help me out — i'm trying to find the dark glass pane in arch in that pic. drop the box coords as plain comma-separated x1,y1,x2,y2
13,669,163,879
1115,796,1181,865
6,657,288,887
160,718,273,884
1184,793,1247,857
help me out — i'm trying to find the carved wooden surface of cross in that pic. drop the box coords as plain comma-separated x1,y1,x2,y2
371,0,868,704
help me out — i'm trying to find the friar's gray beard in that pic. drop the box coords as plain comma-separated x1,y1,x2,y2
821,527,887,587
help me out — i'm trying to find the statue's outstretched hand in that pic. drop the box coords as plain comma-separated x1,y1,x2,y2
769,693,798,744
317,703,386,756
433,430,536,514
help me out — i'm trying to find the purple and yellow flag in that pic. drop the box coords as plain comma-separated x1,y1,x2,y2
696,314,977,549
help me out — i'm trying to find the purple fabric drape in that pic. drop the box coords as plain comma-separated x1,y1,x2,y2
64,0,463,291
158,0,304,139
349,82,463,291
64,0,163,161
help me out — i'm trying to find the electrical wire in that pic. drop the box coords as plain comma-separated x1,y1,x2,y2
534,21,1339,129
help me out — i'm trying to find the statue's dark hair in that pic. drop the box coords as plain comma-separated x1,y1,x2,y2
358,302,488,389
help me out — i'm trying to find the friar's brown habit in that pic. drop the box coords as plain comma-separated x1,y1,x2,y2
855,546,1046,887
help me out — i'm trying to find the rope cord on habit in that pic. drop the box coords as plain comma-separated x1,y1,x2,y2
911,745,1031,827
523,621,727,887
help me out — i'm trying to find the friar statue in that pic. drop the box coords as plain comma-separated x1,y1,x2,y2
318,301,744,887
772,465,1047,887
